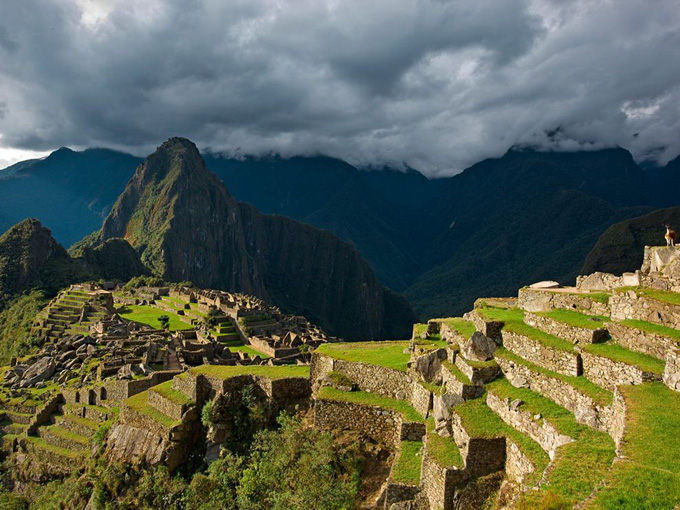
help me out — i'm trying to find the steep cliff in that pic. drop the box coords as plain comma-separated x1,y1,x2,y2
97,138,416,340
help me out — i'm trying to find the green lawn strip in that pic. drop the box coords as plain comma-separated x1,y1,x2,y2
25,436,81,459
160,295,189,306
412,323,427,339
150,380,194,405
391,440,423,485
538,309,609,330
494,348,612,406
619,319,680,342
442,361,471,385
479,305,575,352
582,342,665,374
228,345,271,359
460,357,498,369
439,318,476,338
44,424,89,445
585,461,680,510
315,341,411,372
486,379,615,504
117,305,193,331
63,414,99,431
191,364,310,381
618,382,680,473
124,391,179,428
454,396,548,486
418,381,442,396
317,387,423,423
425,417,463,469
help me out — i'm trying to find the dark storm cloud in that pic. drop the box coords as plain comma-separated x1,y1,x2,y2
0,0,679,175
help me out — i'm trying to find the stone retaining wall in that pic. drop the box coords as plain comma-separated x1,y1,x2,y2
606,322,676,360
26,394,63,436
313,398,401,446
441,363,481,400
384,482,420,508
464,310,504,343
496,356,616,437
580,351,661,391
505,439,536,485
610,291,680,328
525,313,609,345
609,388,627,448
411,382,433,419
148,390,191,421
486,392,573,459
440,323,468,344
502,331,581,377
518,288,610,316
419,448,468,510
663,347,680,392
450,410,506,476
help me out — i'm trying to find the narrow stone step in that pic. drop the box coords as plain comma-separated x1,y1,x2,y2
2,410,34,425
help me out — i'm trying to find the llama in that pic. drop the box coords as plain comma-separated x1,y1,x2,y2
665,225,676,247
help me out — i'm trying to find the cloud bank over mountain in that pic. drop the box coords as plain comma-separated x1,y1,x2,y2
0,0,679,176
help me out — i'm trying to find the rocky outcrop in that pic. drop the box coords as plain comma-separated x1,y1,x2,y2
94,137,416,340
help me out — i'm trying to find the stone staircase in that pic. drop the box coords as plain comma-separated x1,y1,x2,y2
32,288,98,342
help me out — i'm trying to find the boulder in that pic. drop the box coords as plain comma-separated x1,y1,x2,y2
529,280,561,289
117,363,153,380
412,348,446,383
20,357,55,387
576,272,622,291
433,393,463,436
460,331,496,362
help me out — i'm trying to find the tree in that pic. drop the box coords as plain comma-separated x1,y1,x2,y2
158,315,170,330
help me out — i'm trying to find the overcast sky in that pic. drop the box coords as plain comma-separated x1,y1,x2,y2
0,0,679,176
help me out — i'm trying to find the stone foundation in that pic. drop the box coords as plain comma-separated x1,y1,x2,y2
606,322,677,360
525,312,609,345
580,351,661,391
610,290,680,328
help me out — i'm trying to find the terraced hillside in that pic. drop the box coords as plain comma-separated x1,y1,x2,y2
308,246,680,509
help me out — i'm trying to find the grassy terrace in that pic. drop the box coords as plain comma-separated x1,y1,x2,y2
314,341,410,372
191,364,310,381
228,345,271,359
487,378,615,507
583,341,666,374
495,348,612,406
63,414,98,431
616,286,680,306
391,440,423,485
479,306,575,352
537,309,609,330
117,305,193,331
124,391,179,428
587,382,680,509
425,418,463,469
25,436,81,459
442,361,471,384
619,319,680,341
44,424,89,445
151,380,194,405
317,387,423,423
454,395,549,486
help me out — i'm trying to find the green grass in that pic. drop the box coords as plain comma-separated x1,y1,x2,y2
25,436,81,459
315,341,410,372
480,306,576,352
419,381,442,395
45,424,89,445
62,414,99,431
317,387,423,423
438,318,477,339
618,287,680,306
620,319,680,342
586,383,680,509
124,391,179,428
487,378,615,506
150,380,193,405
412,323,427,339
454,395,549,486
442,361,471,385
583,342,666,374
494,348,612,406
391,440,423,485
191,364,310,381
425,418,463,469
460,357,499,369
538,309,609,330
228,345,271,359
117,305,193,331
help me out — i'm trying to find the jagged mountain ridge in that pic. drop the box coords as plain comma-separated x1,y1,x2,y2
93,138,416,340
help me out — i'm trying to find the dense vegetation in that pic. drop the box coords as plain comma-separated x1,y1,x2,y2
0,413,363,510
0,291,48,364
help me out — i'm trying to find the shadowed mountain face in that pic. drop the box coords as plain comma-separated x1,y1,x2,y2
582,206,680,275
94,138,416,340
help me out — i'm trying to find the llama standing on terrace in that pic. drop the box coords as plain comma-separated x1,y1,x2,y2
666,224,676,247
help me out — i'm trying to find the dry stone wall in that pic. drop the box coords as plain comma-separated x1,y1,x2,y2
504,440,536,485
313,398,401,446
486,392,573,459
664,347,680,392
606,322,676,360
441,364,480,400
450,411,506,477
518,288,610,316
420,448,468,510
610,290,680,328
525,313,608,345
501,331,581,377
580,351,660,391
